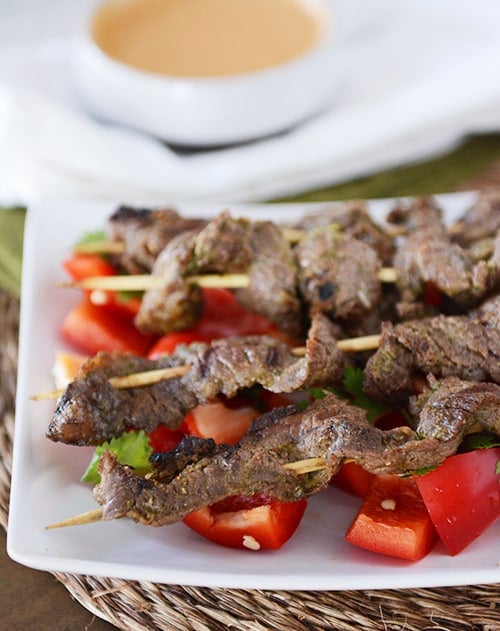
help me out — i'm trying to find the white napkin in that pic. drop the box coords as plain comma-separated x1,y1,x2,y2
1,0,500,206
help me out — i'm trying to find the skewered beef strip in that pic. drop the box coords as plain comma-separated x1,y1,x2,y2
387,197,496,318
134,229,204,333
363,295,500,404
135,210,304,338
295,225,382,336
47,313,346,446
94,377,500,526
450,190,500,248
293,199,395,265
108,205,208,274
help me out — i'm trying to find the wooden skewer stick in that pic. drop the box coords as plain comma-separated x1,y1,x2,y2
72,223,407,255
45,456,329,530
46,507,104,529
30,365,190,401
60,272,251,291
31,335,380,401
73,228,311,254
62,268,397,292
282,456,328,474
73,240,125,255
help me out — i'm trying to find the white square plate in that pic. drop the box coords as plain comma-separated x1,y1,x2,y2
7,193,500,589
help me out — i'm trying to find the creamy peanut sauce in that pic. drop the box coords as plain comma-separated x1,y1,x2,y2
92,0,325,78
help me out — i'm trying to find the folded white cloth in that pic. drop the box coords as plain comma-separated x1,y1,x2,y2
1,0,500,205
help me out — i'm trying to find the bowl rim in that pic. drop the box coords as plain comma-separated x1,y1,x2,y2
79,0,338,87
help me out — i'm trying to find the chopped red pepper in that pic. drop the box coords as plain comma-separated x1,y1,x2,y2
345,475,437,561
147,423,187,453
191,288,295,342
63,252,117,281
63,252,142,319
332,410,410,497
60,299,155,356
423,281,442,308
415,447,500,555
333,461,375,498
147,331,213,359
184,400,260,445
183,493,307,550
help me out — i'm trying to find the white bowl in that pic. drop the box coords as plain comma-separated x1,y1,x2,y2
73,0,341,147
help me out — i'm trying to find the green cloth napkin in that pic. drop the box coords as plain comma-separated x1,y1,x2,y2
0,133,499,297
0,208,25,297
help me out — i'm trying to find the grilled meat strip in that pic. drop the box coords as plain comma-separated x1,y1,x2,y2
108,205,208,274
135,210,304,338
47,314,345,446
387,197,496,318
363,295,500,404
293,199,395,265
295,225,382,336
450,190,500,248
93,377,500,526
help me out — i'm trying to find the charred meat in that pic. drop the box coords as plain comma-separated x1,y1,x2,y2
135,210,304,338
387,197,496,318
93,377,500,526
47,314,346,446
293,199,395,265
108,205,208,274
295,225,382,336
363,295,500,404
450,190,500,248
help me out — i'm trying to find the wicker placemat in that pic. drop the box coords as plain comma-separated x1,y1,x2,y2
1,290,499,630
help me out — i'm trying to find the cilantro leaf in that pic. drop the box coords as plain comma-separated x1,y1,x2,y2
342,366,391,422
75,229,107,247
459,434,500,453
408,465,437,477
496,460,500,475
81,430,153,485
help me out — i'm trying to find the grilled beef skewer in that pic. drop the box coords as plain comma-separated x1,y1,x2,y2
47,314,346,446
136,210,304,338
292,199,395,265
135,209,392,338
99,199,395,271
93,377,500,526
449,189,500,249
48,297,499,446
388,197,498,319
107,205,208,274
363,295,500,404
295,225,384,337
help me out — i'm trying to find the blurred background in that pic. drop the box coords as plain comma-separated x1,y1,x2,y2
1,0,500,205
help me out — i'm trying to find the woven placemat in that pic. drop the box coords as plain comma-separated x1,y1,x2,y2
1,290,499,630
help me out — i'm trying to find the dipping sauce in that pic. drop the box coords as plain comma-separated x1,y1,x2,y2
92,0,326,78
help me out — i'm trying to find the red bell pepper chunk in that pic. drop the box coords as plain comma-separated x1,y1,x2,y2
183,493,307,550
147,423,187,453
63,253,142,319
63,253,117,280
192,288,294,341
148,288,297,362
333,410,410,498
61,298,155,356
345,475,437,561
415,447,500,556
148,330,213,359
184,400,260,445
333,461,375,498
423,281,442,308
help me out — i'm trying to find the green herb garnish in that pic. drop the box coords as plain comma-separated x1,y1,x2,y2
459,434,500,453
341,366,391,422
81,430,153,484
